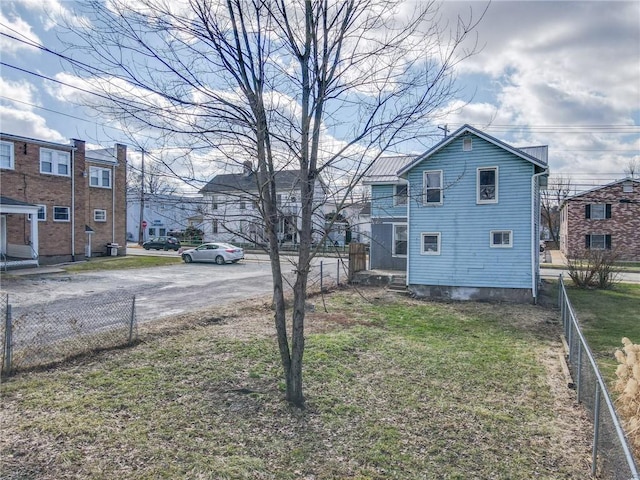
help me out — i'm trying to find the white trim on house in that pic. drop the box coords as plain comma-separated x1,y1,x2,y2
420,232,441,255
477,166,499,204
489,230,512,248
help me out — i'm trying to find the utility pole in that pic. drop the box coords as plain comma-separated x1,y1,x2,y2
437,124,449,138
137,149,145,245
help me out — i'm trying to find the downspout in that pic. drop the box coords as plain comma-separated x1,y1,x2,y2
531,169,548,303
112,163,116,243
71,146,76,262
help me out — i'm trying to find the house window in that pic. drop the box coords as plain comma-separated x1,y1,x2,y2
1,141,14,169
585,204,611,219
37,205,46,221
212,195,218,210
240,201,246,210
393,224,407,257
148,227,156,236
463,137,472,151
40,148,70,176
394,184,408,206
424,170,442,205
90,166,112,188
477,167,498,203
53,206,70,222
212,219,219,234
421,232,441,255
623,182,633,193
94,209,107,222
490,230,512,248
585,234,611,250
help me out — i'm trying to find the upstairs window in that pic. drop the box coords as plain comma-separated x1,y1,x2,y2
394,184,408,206
90,166,112,188
477,167,498,203
424,170,443,205
40,148,70,176
211,195,218,210
585,204,611,219
463,137,473,151
1,141,14,169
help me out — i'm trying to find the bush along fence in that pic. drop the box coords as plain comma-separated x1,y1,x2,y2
1,290,137,376
558,275,639,479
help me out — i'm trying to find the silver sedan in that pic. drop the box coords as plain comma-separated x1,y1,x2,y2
181,243,244,265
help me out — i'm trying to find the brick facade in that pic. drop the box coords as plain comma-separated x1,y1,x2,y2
560,179,640,261
0,133,127,265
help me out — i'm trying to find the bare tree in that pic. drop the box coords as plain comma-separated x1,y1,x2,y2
624,158,639,179
541,175,572,247
61,0,484,406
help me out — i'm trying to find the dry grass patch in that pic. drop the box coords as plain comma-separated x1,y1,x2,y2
1,286,593,479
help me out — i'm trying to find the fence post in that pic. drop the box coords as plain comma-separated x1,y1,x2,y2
592,383,601,477
128,295,136,344
320,261,323,292
577,343,583,403
337,259,340,287
3,305,12,374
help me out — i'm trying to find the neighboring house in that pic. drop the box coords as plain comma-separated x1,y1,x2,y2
362,155,415,270
395,124,549,303
0,133,127,267
126,191,205,242
199,162,327,245
560,178,640,261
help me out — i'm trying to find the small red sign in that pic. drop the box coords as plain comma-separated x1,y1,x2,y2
141,220,148,229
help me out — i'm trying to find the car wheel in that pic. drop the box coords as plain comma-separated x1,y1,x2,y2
163,246,169,251
183,254,192,263
215,255,225,265
143,246,150,250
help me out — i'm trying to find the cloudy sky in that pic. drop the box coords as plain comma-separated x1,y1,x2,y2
1,0,638,193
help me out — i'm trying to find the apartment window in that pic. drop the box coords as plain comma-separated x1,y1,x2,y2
94,209,107,222
490,230,512,248
240,201,246,210
393,224,407,256
40,148,70,176
394,184,408,206
90,167,112,188
477,167,498,203
585,234,611,250
212,196,218,210
424,170,443,205
585,204,611,219
463,137,473,151
212,219,219,234
0,141,14,169
53,206,70,222
421,232,441,255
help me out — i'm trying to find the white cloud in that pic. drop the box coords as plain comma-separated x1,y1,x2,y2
0,10,42,54
0,106,65,142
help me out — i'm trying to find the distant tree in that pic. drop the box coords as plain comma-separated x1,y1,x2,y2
62,0,484,406
541,175,572,247
624,159,639,179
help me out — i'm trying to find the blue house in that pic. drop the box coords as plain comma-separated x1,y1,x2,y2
393,125,549,303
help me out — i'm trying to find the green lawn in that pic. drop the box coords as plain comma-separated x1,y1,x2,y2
62,255,182,272
1,289,591,479
565,282,640,379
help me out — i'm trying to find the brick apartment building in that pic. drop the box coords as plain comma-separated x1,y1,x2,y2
0,133,127,267
560,178,640,261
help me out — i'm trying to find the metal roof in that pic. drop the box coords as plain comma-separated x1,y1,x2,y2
362,155,416,185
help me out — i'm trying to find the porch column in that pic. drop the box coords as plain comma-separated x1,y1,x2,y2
30,213,39,261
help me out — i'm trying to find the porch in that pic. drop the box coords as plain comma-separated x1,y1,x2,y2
0,196,39,270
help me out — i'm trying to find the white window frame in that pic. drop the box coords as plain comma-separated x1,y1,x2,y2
89,166,112,188
477,167,498,204
53,206,70,222
588,234,607,250
424,170,443,206
590,204,606,220
0,140,15,170
421,232,441,255
40,148,71,177
392,223,407,257
490,230,512,248
94,209,107,222
463,137,473,151
394,184,408,206
37,204,46,221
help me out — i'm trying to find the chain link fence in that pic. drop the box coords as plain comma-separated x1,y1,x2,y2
558,275,639,479
1,290,136,375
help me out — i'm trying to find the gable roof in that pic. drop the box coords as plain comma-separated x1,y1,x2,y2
200,169,304,194
397,124,548,176
362,155,415,185
564,177,640,201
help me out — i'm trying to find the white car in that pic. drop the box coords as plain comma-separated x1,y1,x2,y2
181,243,244,265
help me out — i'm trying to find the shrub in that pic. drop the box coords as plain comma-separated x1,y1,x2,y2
566,248,620,289
614,338,640,459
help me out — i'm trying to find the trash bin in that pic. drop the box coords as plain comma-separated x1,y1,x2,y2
106,243,119,256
